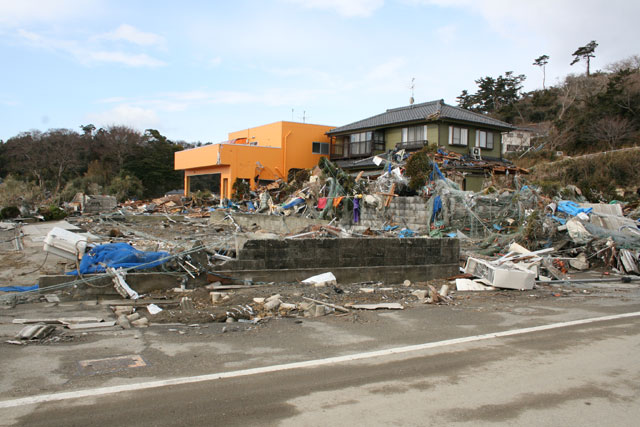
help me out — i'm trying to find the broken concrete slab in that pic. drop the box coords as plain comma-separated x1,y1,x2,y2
264,298,281,311
570,253,590,271
66,321,116,330
455,278,496,291
16,324,56,340
351,303,404,310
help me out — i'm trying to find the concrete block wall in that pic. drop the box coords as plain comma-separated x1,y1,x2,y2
358,197,430,231
214,237,459,284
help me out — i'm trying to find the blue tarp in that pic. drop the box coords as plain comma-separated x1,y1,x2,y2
557,200,592,216
398,228,416,238
282,197,304,210
68,243,170,275
429,163,446,182
0,284,38,292
432,195,442,217
551,215,567,225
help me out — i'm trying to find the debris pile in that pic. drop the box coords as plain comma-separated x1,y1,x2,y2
2,145,640,339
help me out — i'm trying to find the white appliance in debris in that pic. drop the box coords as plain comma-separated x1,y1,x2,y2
43,227,87,261
464,257,535,290
471,147,482,160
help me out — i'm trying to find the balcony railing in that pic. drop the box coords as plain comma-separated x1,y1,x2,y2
331,140,385,159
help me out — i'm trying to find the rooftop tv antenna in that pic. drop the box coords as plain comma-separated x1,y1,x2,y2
300,110,310,123
409,77,415,105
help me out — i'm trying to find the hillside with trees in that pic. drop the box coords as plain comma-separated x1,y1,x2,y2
457,45,640,201
458,49,640,156
0,126,185,208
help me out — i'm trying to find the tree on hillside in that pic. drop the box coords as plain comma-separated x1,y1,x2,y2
122,129,184,197
457,71,526,121
93,126,143,175
590,117,633,150
45,129,85,194
533,54,550,89
570,41,598,76
1,131,49,188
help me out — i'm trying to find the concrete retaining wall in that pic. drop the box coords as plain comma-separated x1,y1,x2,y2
358,197,430,231
214,237,459,284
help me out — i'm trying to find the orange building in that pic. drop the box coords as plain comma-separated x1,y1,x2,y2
174,121,335,198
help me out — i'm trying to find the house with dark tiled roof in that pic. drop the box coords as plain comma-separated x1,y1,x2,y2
327,99,515,162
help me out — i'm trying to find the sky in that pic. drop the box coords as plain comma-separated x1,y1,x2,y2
1,0,639,143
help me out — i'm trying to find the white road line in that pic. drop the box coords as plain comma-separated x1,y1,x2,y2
1,311,639,409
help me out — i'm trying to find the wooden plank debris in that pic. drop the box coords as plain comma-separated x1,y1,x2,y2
302,296,350,313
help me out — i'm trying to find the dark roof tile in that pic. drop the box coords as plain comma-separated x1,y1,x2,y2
327,99,514,135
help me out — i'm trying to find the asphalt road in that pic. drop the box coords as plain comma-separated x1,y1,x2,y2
3,302,640,426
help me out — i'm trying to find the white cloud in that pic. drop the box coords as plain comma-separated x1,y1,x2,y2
208,56,222,67
435,24,456,44
0,0,101,27
86,105,160,129
87,50,166,67
283,0,384,17
16,29,166,67
412,1,640,55
100,24,164,47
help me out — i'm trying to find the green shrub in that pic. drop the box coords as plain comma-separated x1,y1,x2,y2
108,175,144,202
405,147,433,190
0,206,20,219
38,205,67,221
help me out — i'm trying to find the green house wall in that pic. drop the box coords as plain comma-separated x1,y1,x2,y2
331,120,506,158
385,127,403,151
436,122,503,158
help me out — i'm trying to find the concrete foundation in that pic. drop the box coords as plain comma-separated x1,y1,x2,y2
215,237,459,284
38,272,193,297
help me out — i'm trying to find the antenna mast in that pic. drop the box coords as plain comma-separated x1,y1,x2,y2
409,77,415,105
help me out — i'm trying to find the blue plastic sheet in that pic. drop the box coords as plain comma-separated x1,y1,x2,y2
282,198,304,210
68,243,170,275
398,228,416,238
0,284,38,292
429,163,446,182
432,195,442,217
557,200,592,216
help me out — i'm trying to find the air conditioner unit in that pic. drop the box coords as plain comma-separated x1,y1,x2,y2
43,227,87,261
471,147,482,160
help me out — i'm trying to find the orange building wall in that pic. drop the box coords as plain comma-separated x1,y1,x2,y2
175,121,334,197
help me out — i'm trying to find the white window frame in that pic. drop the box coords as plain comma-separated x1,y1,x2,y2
476,130,494,150
402,125,427,143
448,126,468,146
